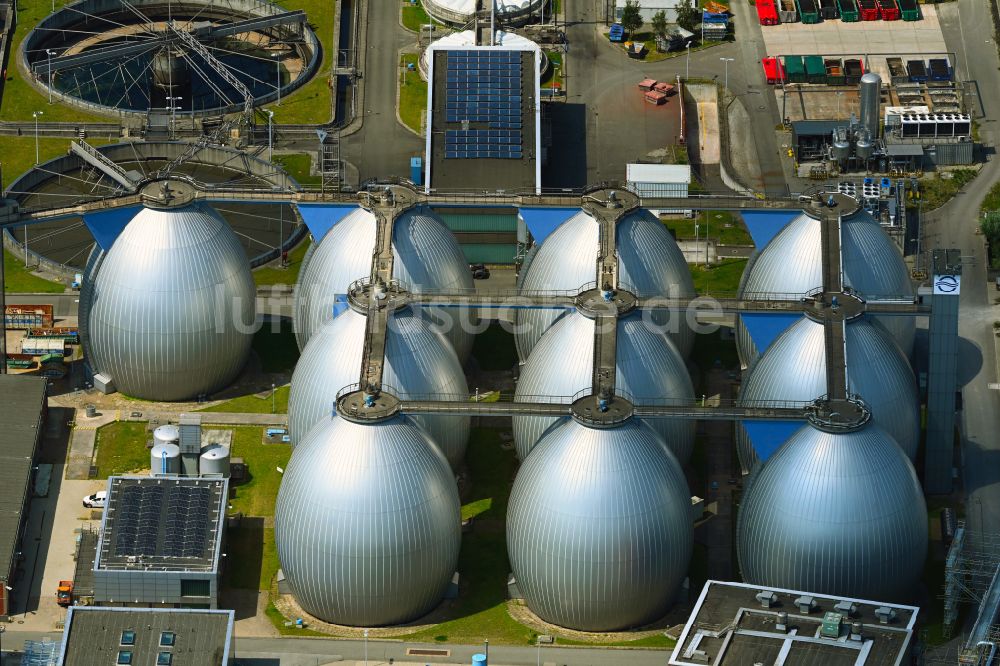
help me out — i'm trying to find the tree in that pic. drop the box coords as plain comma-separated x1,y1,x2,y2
651,9,668,37
676,0,700,31
620,0,644,37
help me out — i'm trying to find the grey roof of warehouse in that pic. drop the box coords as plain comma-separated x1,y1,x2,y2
669,581,918,666
94,476,228,573
0,374,47,582
58,606,234,666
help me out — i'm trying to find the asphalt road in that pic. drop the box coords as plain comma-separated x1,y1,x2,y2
0,631,674,666
924,0,1000,535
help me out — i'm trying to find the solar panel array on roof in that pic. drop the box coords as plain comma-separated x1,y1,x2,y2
444,50,523,159
112,485,211,560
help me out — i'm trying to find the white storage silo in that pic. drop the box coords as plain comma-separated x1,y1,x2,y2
199,444,231,477
150,441,181,475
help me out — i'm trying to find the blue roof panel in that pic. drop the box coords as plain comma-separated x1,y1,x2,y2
739,210,801,248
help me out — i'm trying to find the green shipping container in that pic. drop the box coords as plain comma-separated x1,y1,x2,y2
837,0,859,21
805,56,826,84
784,55,806,83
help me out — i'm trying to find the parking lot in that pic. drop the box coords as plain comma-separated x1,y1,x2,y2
761,6,947,56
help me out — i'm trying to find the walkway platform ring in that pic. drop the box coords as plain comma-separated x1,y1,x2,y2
806,395,872,433
336,388,402,423
574,287,638,319
570,393,635,428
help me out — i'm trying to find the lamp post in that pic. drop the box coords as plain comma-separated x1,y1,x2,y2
32,111,43,165
46,49,55,103
686,43,691,80
271,383,276,413
272,52,281,105
363,629,368,666
694,222,700,265
266,109,274,162
720,57,735,102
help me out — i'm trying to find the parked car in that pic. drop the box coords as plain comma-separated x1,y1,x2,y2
470,264,490,280
82,491,107,508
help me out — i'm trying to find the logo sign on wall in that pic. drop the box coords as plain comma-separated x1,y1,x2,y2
933,274,961,295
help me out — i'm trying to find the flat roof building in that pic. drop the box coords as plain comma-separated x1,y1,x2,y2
0,374,47,618
58,606,234,666
93,476,228,608
424,41,542,193
669,581,919,666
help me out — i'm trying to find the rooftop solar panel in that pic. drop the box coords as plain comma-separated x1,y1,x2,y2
442,50,526,159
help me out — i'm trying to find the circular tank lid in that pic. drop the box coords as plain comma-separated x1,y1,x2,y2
154,424,180,439
150,441,180,453
200,444,228,459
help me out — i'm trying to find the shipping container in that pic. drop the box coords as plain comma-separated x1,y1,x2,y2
20,338,65,356
784,55,807,83
907,59,928,83
756,0,780,24
5,353,35,369
837,0,859,20
805,55,826,84
877,0,900,20
762,57,782,84
819,0,839,19
928,58,952,82
644,90,668,105
858,0,879,20
779,0,798,22
825,58,845,85
887,57,908,84
844,58,865,85
26,327,80,343
796,0,820,22
898,0,919,20
4,304,54,330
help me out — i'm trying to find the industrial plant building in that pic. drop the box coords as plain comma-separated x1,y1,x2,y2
669,581,918,665
0,374,47,619
92,476,228,609
423,41,542,193
58,606,234,666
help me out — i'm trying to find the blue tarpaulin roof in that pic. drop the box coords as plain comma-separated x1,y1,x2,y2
82,206,142,251
741,313,801,354
702,10,729,22
297,204,359,242
518,207,578,243
739,210,800,248
742,421,805,463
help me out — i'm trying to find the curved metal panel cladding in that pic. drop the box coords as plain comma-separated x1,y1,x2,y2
516,209,695,362
513,312,695,462
79,244,105,372
287,307,470,466
737,317,919,472
293,205,474,357
737,209,915,365
84,205,255,401
736,422,927,601
274,414,461,626
507,418,693,631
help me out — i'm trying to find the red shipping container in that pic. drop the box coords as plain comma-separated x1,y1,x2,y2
858,0,880,19
756,0,780,25
876,0,900,19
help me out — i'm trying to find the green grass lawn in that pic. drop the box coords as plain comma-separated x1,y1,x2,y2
253,238,311,287
916,168,978,211
399,53,426,134
274,153,321,186
981,180,1000,214
3,248,65,293
541,51,564,90
224,425,292,517
258,0,335,123
663,211,751,245
690,258,747,295
1,136,115,190
93,421,151,477
471,323,517,371
401,0,437,32
252,318,300,373
199,385,290,414
220,426,291,598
